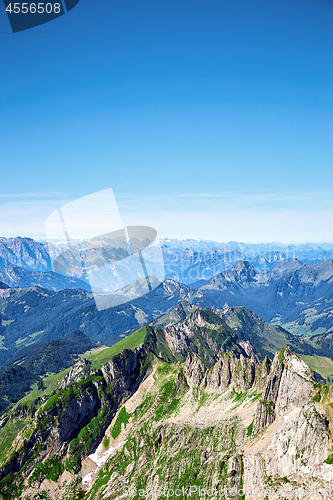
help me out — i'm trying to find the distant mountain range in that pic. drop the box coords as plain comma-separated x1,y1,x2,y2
0,278,200,368
1,237,333,290
1,262,333,373
197,259,333,336
0,265,91,291
0,255,333,354
161,241,333,284
1,236,333,374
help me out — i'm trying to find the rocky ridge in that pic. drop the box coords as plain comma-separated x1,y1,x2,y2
1,315,333,499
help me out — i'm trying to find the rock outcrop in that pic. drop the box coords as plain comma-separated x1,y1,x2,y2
183,352,207,387
1,336,333,500
252,346,316,434
60,358,91,389
0,345,151,488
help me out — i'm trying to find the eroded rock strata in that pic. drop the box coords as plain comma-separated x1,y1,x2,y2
1,312,333,500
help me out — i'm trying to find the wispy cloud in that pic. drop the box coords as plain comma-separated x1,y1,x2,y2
1,190,333,244
0,191,69,199
121,208,333,244
0,193,71,239
117,190,333,213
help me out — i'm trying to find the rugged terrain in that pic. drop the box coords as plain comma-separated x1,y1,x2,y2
0,279,199,367
0,330,102,413
197,259,333,337
3,262,333,371
1,309,333,499
0,266,90,292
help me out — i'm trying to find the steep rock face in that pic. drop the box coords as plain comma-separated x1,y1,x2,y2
60,358,91,389
181,335,260,394
101,347,143,394
183,352,207,387
202,351,259,394
252,346,316,434
48,382,102,450
0,380,104,482
252,362,284,434
239,340,257,359
0,346,151,486
243,403,332,499
225,456,242,500
145,309,243,368
267,403,330,476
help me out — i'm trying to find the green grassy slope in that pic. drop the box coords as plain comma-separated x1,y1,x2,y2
220,306,314,359
300,355,333,381
86,327,148,370
0,329,148,466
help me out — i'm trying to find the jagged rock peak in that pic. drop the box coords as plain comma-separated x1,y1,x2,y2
183,352,208,387
224,260,257,282
252,346,316,435
239,340,257,359
101,346,144,388
185,308,224,328
201,351,260,394
276,345,315,382
60,358,91,389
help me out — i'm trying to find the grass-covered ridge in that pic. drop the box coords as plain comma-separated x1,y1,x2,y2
0,326,148,464
87,327,147,370
0,326,150,485
83,359,248,500
300,355,333,381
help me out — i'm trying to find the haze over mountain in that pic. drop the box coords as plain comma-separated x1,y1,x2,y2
1,237,333,290
198,259,333,336
0,266,91,292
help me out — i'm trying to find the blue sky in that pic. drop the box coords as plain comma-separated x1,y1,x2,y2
1,0,333,242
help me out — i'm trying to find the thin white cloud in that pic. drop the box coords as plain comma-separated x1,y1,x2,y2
117,190,333,214
0,191,68,199
1,190,333,244
0,195,71,239
121,208,333,244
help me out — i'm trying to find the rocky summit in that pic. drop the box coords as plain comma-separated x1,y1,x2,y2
1,310,333,500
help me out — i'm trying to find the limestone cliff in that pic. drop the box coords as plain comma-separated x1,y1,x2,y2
1,334,333,500
252,346,316,434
